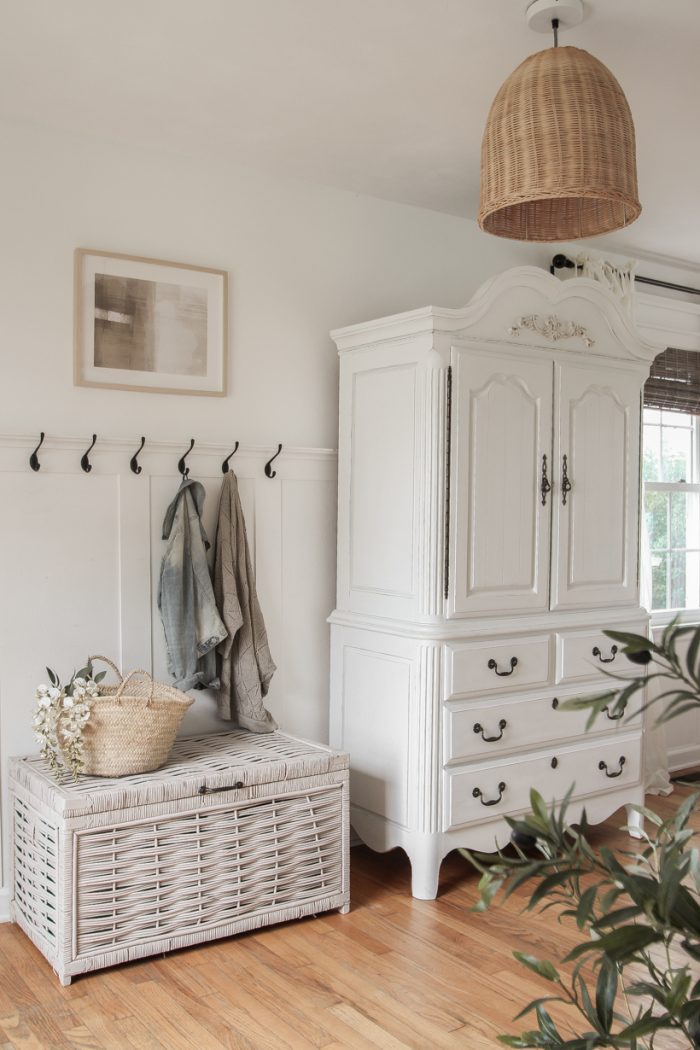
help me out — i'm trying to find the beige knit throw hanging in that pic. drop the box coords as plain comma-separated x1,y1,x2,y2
214,471,277,732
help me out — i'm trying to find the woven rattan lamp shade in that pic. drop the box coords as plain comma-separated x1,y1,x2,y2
479,45,641,241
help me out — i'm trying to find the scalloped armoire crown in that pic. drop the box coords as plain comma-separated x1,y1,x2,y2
329,266,658,899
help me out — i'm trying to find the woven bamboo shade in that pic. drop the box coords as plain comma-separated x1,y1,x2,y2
645,348,700,415
479,45,641,242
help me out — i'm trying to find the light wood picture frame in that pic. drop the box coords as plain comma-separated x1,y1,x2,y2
74,249,227,396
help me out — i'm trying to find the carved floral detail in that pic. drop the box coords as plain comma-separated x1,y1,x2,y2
507,314,595,348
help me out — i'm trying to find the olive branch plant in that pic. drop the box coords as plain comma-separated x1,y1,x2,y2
464,621,700,1049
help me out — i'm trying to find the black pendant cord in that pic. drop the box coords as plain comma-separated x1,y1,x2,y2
551,253,700,298
552,17,559,47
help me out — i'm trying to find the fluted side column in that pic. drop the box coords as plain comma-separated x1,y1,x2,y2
417,351,449,621
414,643,442,834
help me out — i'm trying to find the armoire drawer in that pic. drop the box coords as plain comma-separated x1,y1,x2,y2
445,634,551,700
447,688,642,764
445,733,641,831
556,624,648,686
444,689,639,764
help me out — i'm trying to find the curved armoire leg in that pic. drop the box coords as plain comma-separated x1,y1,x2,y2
626,804,644,840
409,842,443,900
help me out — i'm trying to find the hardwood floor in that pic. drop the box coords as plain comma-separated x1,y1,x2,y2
0,789,696,1049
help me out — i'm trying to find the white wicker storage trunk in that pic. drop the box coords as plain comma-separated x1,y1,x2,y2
10,730,350,985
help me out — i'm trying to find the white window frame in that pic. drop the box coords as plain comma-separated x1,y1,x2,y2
643,409,700,624
629,289,700,626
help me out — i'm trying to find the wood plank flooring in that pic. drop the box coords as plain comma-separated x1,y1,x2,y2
0,788,696,1049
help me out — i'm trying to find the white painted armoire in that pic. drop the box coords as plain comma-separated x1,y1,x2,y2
329,266,658,899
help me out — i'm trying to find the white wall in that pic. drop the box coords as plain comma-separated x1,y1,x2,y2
0,119,548,449
4,117,699,921
0,118,549,919
0,436,338,918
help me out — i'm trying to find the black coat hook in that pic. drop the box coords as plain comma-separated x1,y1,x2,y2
130,436,146,475
29,432,45,472
222,442,239,473
264,443,283,479
81,434,97,473
178,438,195,478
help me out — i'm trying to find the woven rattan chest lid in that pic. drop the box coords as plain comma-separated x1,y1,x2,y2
10,730,349,818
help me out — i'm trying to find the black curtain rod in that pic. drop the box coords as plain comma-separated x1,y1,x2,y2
550,253,700,299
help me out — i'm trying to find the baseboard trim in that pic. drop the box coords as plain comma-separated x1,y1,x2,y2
668,746,700,773
667,743,700,776
0,888,11,924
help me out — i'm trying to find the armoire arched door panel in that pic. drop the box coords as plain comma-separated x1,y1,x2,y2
551,363,642,610
449,347,553,616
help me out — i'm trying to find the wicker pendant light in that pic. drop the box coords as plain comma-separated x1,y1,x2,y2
478,3,641,242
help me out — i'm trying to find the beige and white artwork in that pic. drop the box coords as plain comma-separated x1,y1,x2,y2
94,274,208,377
75,249,226,395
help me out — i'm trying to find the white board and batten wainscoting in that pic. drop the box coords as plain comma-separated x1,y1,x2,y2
329,266,661,899
0,437,337,921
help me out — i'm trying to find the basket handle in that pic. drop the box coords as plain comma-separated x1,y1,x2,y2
88,655,123,682
114,670,156,706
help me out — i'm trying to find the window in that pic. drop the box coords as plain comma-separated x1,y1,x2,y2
643,408,700,613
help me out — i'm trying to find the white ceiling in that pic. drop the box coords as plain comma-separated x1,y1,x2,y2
2,0,699,264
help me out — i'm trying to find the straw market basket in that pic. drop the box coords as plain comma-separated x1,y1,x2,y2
77,656,194,776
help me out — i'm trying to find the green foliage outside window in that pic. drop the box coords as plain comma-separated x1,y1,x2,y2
645,489,697,611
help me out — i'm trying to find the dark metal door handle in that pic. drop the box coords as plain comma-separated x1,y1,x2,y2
599,757,626,778
540,454,551,506
473,719,507,743
561,454,572,505
603,704,625,721
592,645,618,664
473,782,506,806
488,657,518,677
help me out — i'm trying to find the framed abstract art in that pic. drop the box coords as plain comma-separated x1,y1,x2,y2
74,249,227,396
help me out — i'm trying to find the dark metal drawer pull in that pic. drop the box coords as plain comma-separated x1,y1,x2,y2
599,757,626,778
473,719,507,743
488,656,518,677
551,697,559,709
592,645,618,664
473,782,506,807
540,454,551,506
198,781,245,795
603,704,625,721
